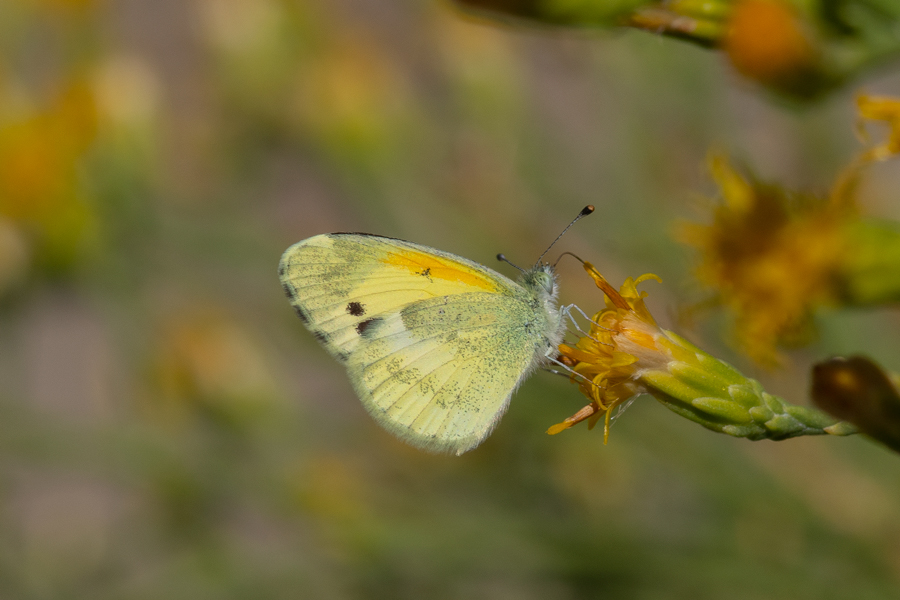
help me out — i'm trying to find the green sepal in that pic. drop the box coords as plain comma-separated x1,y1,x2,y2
748,405,774,422
690,396,753,423
642,330,855,440
665,331,747,384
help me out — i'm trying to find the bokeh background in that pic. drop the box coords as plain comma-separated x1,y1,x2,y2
3,0,900,598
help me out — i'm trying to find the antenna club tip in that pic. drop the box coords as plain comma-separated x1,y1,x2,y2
496,253,505,262
581,205,595,216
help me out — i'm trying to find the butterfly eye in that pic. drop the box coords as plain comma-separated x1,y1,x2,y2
531,270,555,295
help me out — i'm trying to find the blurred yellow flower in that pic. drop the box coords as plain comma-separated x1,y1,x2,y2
0,80,99,275
295,33,412,161
825,95,900,212
151,309,279,428
681,155,845,364
0,82,96,213
723,0,820,95
855,94,900,162
685,94,900,363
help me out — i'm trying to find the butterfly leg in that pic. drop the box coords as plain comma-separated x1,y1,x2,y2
545,354,602,390
563,303,606,328
560,304,614,346
564,310,600,343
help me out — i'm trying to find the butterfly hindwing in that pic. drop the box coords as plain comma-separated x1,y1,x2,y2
345,293,540,454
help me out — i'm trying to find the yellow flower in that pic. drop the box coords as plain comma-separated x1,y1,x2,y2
0,79,99,274
550,260,856,442
685,95,900,363
681,155,845,364
296,32,412,162
855,94,900,162
830,94,900,204
723,0,819,94
550,261,664,441
150,308,279,428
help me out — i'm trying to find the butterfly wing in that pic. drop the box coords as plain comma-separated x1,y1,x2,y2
279,233,548,454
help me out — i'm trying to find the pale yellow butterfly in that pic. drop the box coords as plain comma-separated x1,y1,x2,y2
279,207,593,455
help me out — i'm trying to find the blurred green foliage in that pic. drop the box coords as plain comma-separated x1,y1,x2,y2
456,0,900,98
1,0,900,599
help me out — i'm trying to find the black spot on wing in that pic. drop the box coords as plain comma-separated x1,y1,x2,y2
278,261,286,277
313,330,329,344
347,302,365,316
356,317,382,337
281,282,295,299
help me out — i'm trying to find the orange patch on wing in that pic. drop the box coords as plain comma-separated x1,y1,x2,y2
381,249,500,292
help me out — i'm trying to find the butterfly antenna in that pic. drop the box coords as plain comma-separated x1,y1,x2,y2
497,253,526,273
534,205,594,267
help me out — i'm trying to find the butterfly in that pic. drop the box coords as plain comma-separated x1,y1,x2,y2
279,207,593,455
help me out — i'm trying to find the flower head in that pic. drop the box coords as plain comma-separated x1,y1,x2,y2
855,94,900,162
551,260,855,442
684,95,900,363
550,263,664,441
0,78,99,277
681,155,846,364
723,0,821,96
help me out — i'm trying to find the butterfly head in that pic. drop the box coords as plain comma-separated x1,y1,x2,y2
521,263,558,301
